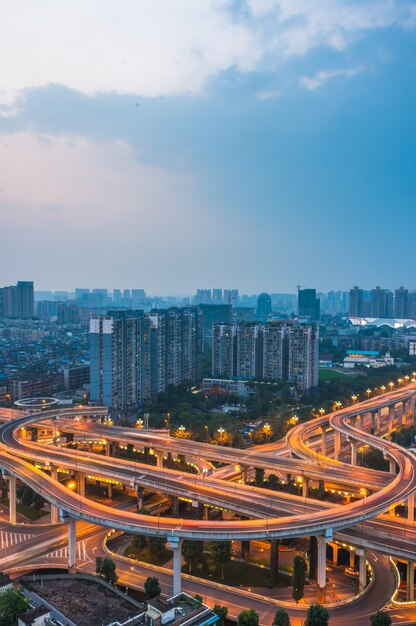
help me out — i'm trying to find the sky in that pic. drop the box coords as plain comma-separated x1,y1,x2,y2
0,0,415,295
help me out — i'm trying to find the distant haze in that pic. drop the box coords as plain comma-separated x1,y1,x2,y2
0,1,415,292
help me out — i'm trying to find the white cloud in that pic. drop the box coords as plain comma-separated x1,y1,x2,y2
0,0,414,106
299,65,365,90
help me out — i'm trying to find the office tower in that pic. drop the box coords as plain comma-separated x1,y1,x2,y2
199,304,233,345
131,289,146,308
395,287,409,319
53,291,69,302
0,281,34,318
370,287,393,318
286,324,319,391
233,307,255,323
212,289,223,304
349,286,364,317
223,289,239,306
75,288,89,300
297,288,320,321
324,291,348,315
57,302,80,324
212,321,318,391
256,292,272,322
212,324,236,377
90,311,150,410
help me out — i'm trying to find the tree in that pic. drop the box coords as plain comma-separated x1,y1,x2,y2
21,486,34,507
305,604,330,626
144,576,161,599
273,608,290,626
292,555,307,603
95,556,103,576
213,604,228,626
32,493,45,511
212,541,232,580
370,611,392,626
255,467,265,487
147,536,166,560
194,594,203,606
237,609,259,626
0,589,30,626
100,558,118,584
183,540,203,573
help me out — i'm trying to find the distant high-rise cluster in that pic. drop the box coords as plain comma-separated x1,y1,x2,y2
212,321,319,392
297,288,320,322
0,281,34,319
89,307,203,411
194,289,239,306
348,286,416,319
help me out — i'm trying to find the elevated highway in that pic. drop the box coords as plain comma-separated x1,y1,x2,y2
0,384,416,600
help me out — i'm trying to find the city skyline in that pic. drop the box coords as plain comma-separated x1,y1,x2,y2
1,1,415,292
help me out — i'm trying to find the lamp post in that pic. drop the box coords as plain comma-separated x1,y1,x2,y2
263,422,271,444
218,427,225,442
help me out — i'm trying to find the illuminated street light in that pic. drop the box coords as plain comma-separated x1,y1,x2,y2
179,425,186,431
366,389,372,398
263,422,272,443
136,419,144,429
389,382,394,390
319,408,325,416
218,427,225,439
380,385,386,393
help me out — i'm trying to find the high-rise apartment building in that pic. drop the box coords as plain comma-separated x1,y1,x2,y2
90,311,150,410
90,307,203,410
199,304,233,345
395,287,409,319
349,286,364,317
298,288,320,321
370,287,393,318
212,321,318,392
0,281,34,318
223,289,239,306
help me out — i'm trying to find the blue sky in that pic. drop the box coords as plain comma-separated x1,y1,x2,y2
0,0,415,294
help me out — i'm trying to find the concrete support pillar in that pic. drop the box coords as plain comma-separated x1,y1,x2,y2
370,411,377,432
7,476,16,525
50,467,59,524
320,427,327,457
407,561,415,602
241,465,248,484
408,492,415,523
105,441,111,456
108,483,113,499
331,544,338,565
333,430,341,461
388,405,395,431
402,401,410,427
389,458,396,474
241,540,250,560
355,414,364,431
356,548,366,591
67,517,77,573
77,472,85,497
52,420,58,439
317,535,328,602
349,550,355,568
203,505,209,520
155,451,164,469
302,478,310,499
167,537,183,596
170,496,179,516
137,487,145,510
350,440,358,466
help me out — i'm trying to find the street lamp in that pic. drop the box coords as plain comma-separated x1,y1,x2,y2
263,422,271,444
389,382,394,391
218,427,225,441
319,408,325,416
178,425,186,432
366,389,372,399
380,385,386,393
204,425,209,442
136,419,143,429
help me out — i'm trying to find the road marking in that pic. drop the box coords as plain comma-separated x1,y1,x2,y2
45,540,92,562
0,531,35,550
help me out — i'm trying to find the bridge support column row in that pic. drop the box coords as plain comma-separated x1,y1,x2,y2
167,537,182,596
302,478,310,499
408,493,415,523
155,451,164,469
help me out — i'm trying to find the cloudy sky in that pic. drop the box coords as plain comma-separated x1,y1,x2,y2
0,0,415,294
